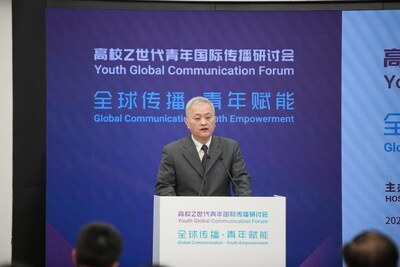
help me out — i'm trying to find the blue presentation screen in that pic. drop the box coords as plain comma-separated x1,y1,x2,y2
46,8,400,267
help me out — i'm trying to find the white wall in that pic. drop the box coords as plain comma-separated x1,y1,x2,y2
0,0,13,263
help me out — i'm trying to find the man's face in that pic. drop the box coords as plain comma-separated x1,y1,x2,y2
185,102,216,144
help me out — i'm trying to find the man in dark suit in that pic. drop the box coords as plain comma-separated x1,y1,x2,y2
155,96,252,196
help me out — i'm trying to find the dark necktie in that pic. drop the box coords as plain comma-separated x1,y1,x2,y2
201,145,208,170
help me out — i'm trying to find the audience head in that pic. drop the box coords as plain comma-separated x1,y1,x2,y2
343,230,399,267
72,222,123,267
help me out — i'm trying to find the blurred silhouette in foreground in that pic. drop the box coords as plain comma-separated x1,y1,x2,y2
72,222,123,267
343,230,399,267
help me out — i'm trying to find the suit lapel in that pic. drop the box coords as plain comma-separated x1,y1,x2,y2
206,136,222,174
181,136,204,176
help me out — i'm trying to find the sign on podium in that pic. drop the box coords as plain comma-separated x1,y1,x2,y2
153,195,286,267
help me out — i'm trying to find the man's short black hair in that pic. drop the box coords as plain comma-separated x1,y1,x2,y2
343,231,399,267
75,222,123,267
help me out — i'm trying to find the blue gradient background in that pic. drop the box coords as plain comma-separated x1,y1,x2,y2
46,9,342,266
342,10,400,248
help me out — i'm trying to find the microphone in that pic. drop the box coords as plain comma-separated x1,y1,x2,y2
219,156,242,196
198,155,210,196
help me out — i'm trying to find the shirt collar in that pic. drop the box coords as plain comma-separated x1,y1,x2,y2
191,135,212,153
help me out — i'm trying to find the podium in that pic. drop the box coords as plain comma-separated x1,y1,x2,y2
153,196,286,267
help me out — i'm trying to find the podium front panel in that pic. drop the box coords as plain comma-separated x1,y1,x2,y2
153,196,286,267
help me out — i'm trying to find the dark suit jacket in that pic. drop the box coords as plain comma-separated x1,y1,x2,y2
155,135,252,196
